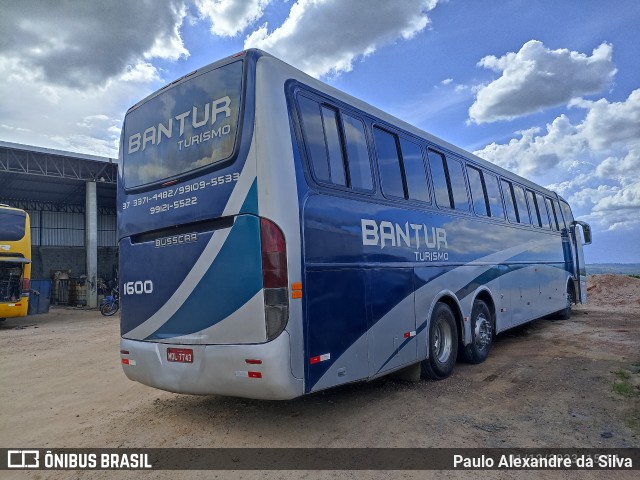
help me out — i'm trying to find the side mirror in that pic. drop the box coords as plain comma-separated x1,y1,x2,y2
573,221,592,245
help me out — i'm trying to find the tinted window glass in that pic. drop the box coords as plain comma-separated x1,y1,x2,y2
298,96,330,182
123,61,243,188
448,158,469,211
545,197,559,230
536,193,551,229
0,211,26,241
527,190,541,227
484,172,504,219
374,128,404,198
553,200,564,228
560,200,574,228
321,106,346,186
342,114,372,191
514,185,530,224
501,180,518,223
467,166,488,216
400,139,429,202
428,150,451,208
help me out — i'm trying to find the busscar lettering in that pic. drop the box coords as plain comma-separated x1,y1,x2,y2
155,233,198,248
128,96,232,154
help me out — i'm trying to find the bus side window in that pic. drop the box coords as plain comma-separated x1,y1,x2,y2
342,113,373,191
467,165,488,216
448,157,469,211
514,184,531,225
374,127,404,199
560,200,574,228
428,150,453,208
527,189,542,227
320,106,347,186
484,172,504,219
297,96,331,182
400,138,430,202
501,180,518,223
554,199,566,229
545,197,559,231
428,151,468,211
536,192,551,229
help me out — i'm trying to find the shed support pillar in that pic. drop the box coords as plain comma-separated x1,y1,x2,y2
85,181,98,308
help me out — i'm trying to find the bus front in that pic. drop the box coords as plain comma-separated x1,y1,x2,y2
0,206,31,321
117,51,302,399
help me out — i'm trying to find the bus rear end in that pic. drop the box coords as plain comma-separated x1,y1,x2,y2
118,52,302,399
0,206,31,321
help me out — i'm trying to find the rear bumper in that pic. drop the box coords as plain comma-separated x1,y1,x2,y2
0,301,28,319
120,331,303,400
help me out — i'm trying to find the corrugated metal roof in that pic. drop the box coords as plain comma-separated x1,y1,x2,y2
0,143,117,211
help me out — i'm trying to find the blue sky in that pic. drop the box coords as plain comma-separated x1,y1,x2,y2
1,0,639,263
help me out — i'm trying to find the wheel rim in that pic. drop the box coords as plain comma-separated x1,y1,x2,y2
474,313,492,350
433,318,453,363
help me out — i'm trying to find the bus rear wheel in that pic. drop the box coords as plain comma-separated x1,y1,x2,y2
461,299,493,364
421,302,458,380
551,283,573,320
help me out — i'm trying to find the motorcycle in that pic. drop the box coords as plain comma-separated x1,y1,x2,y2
100,286,119,316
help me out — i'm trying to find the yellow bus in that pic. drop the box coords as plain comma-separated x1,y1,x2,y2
0,205,31,321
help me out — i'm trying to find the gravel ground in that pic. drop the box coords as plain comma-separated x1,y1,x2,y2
0,274,638,479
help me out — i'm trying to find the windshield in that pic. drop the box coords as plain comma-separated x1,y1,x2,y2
123,60,243,189
0,211,26,241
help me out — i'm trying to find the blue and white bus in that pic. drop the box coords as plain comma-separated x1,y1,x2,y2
118,49,591,400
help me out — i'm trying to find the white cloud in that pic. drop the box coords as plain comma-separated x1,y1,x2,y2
244,0,439,78
0,56,159,158
0,1,189,89
474,89,640,232
196,0,272,37
468,41,616,124
570,89,640,150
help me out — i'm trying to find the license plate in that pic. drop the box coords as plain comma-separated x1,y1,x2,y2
167,348,193,363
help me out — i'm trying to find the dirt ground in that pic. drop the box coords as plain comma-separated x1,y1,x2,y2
0,275,638,479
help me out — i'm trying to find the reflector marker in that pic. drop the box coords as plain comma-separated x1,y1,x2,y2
291,282,303,299
235,371,262,378
245,359,262,365
403,331,416,339
121,359,136,366
310,353,330,364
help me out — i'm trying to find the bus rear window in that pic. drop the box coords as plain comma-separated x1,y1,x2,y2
122,61,243,189
0,263,23,302
0,212,26,241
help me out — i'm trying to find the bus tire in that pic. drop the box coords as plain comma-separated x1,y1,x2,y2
551,284,573,320
462,300,493,364
421,302,458,380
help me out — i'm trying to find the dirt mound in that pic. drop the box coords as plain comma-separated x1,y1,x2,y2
586,274,640,307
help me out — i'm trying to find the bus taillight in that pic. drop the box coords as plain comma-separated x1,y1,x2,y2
260,218,289,340
22,277,30,296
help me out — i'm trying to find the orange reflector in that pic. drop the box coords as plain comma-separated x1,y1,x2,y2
292,290,302,299
291,282,302,291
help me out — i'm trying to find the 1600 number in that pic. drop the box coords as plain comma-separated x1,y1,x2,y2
124,280,153,295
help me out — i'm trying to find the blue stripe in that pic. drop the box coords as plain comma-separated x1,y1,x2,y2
145,214,262,340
